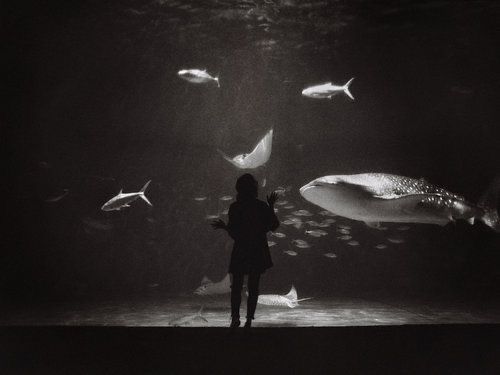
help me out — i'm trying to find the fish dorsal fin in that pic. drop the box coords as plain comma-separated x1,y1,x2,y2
285,285,297,300
201,276,212,285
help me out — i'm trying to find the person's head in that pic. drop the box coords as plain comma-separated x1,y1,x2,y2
236,173,258,201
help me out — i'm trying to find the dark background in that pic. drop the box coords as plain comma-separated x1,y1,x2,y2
4,0,500,303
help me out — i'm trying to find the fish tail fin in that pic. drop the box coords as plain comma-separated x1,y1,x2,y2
139,180,153,206
217,149,233,163
343,77,355,100
295,297,314,302
214,76,220,88
478,177,500,232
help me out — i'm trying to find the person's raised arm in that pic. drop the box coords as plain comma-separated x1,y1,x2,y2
266,191,280,232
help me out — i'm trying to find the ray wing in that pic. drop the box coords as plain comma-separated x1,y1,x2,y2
241,129,273,169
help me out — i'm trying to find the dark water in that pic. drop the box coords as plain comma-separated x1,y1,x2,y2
5,0,500,303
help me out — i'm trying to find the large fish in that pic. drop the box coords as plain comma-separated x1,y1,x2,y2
255,285,312,308
218,129,273,169
299,173,500,231
194,274,231,295
177,69,220,87
101,180,152,211
301,78,355,100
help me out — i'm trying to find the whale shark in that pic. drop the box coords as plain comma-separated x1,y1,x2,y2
101,180,152,211
254,285,313,308
299,173,500,231
177,69,220,87
302,78,355,100
218,129,273,169
194,273,231,295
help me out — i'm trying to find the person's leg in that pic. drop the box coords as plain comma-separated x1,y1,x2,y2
245,272,261,326
230,273,244,326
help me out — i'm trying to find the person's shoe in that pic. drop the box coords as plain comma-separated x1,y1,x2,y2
244,319,252,328
230,317,241,328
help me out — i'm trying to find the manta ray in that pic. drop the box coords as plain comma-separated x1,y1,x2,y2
254,285,313,308
299,173,500,231
218,129,273,169
194,274,231,295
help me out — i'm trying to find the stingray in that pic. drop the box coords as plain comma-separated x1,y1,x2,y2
300,173,499,232
217,129,273,169
253,286,313,308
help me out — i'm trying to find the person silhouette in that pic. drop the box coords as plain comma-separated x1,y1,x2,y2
211,173,280,328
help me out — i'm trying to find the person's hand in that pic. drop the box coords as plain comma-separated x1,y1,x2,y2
266,191,279,207
211,219,227,230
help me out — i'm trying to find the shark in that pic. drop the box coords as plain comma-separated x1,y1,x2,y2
101,180,152,211
168,306,208,327
254,285,313,308
299,173,500,231
177,69,220,87
301,78,355,100
218,128,273,169
194,274,231,295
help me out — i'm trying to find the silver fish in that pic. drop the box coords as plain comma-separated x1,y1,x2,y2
205,214,220,219
387,237,405,244
347,240,360,246
271,232,286,238
268,241,277,247
292,209,313,217
323,252,337,258
101,180,152,211
178,69,220,87
283,250,298,256
219,195,232,201
305,229,328,237
300,173,500,232
305,220,320,227
338,228,350,235
292,239,311,248
338,235,352,241
194,196,207,201
284,205,295,209
375,244,388,249
301,78,355,100
318,210,336,217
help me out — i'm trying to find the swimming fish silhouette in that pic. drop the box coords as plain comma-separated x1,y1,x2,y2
255,286,312,308
302,78,355,100
177,69,220,87
101,180,152,211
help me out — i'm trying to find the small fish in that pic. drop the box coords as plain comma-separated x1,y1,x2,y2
219,195,232,201
338,224,351,230
292,210,313,217
282,219,295,225
347,240,360,246
318,210,336,217
178,69,220,87
275,200,288,206
387,237,405,244
101,180,152,211
375,244,388,249
397,226,410,231
45,189,69,203
317,222,331,228
205,214,220,219
305,229,328,237
323,218,336,224
323,253,337,258
194,197,207,201
268,241,277,247
305,220,320,227
302,78,355,100
284,205,295,209
194,274,230,295
271,232,286,238
292,239,311,248
338,228,350,235
338,235,352,240
275,186,292,195
283,250,298,256
221,209,229,215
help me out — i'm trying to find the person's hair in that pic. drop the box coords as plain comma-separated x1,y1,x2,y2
236,173,258,201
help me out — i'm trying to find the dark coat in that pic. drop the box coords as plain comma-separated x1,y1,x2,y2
227,198,280,274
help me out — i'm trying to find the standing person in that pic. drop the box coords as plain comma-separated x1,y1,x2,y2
211,174,280,328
